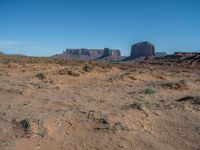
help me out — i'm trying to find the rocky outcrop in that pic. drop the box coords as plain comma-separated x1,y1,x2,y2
97,48,120,58
52,49,103,60
0,51,4,54
174,52,199,57
163,52,200,60
64,49,103,57
102,48,121,57
52,48,122,61
159,52,200,66
96,48,123,61
173,52,200,64
130,41,155,58
123,41,155,61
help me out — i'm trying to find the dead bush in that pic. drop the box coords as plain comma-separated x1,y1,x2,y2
162,80,188,90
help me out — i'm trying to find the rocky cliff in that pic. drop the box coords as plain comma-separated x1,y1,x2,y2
158,52,200,66
96,48,124,61
64,49,103,57
130,41,155,58
174,52,199,57
52,48,122,60
123,41,155,61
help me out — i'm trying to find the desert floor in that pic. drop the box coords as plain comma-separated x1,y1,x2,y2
0,59,200,150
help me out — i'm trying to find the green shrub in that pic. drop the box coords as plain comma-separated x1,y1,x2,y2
143,88,156,94
35,73,46,80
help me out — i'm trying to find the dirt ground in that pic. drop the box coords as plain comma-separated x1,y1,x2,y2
0,56,200,150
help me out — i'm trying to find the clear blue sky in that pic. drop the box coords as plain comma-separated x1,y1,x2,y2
0,0,200,56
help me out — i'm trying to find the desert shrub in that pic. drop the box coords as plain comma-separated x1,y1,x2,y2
58,68,80,77
122,102,160,112
58,68,68,75
193,96,200,105
112,122,130,131
35,73,46,80
67,70,80,77
27,60,34,64
83,64,93,72
143,88,156,94
162,80,188,90
162,83,173,88
20,119,31,131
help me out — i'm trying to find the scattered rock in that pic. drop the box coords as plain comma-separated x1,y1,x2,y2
176,96,200,105
111,122,131,131
67,70,80,77
30,82,48,89
122,102,160,116
58,68,68,75
89,112,131,131
122,102,145,110
58,68,80,77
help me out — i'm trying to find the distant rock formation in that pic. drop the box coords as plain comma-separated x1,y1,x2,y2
102,48,121,57
131,41,155,58
163,52,200,60
182,53,200,65
123,41,155,61
97,48,121,59
155,52,167,57
52,48,122,61
52,49,103,60
64,49,103,57
0,51,4,54
174,52,199,57
96,48,124,61
160,52,200,66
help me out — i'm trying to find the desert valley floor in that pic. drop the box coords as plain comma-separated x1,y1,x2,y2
0,56,200,150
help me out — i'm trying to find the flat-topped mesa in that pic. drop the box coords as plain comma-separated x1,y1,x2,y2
64,48,121,58
130,41,155,58
53,48,122,60
99,48,121,58
64,49,103,57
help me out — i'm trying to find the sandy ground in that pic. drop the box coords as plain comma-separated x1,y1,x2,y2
0,60,200,150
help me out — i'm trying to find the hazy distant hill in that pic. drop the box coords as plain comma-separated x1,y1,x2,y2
155,52,167,57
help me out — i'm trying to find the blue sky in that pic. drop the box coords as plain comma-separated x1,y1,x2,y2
0,0,200,56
